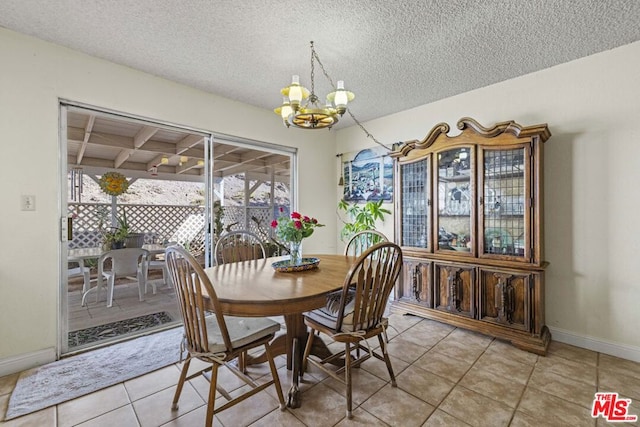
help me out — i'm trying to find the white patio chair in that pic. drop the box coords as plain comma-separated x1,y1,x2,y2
145,242,177,294
95,248,149,307
69,260,91,305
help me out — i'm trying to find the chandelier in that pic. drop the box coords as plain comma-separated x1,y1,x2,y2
274,41,354,130
274,41,393,150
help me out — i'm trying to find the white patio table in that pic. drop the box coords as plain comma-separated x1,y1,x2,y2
68,244,167,305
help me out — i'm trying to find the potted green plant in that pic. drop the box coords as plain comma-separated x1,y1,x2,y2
337,199,391,242
103,223,129,250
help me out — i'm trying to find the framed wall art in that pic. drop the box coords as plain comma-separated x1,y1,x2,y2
342,146,393,203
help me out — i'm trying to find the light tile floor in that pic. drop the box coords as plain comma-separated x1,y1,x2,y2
1,313,639,426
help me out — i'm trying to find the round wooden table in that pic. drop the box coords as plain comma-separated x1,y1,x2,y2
203,254,356,407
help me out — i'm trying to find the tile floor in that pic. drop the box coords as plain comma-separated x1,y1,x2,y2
1,313,639,426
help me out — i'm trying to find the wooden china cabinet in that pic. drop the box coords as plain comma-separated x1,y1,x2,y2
390,117,551,355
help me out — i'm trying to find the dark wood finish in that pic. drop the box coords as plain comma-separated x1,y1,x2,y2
390,117,551,355
396,258,432,308
433,262,475,319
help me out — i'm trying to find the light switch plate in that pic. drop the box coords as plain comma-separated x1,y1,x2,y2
21,195,36,211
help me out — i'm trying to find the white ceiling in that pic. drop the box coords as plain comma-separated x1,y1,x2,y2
1,1,640,128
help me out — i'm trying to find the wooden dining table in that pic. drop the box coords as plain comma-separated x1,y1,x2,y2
203,253,356,408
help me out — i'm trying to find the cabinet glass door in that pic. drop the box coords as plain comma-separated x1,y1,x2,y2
436,147,473,254
400,158,429,248
480,145,530,260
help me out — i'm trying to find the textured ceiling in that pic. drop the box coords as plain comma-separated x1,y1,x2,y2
2,1,640,128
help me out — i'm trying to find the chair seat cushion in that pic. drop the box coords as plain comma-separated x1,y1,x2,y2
305,289,357,332
205,315,280,353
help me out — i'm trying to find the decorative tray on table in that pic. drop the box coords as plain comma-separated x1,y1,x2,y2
271,257,320,273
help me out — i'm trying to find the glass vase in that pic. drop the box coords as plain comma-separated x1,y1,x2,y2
289,240,302,266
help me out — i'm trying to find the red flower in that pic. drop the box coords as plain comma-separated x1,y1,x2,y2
311,218,318,224
294,220,302,229
271,220,278,228
291,211,302,219
303,216,311,223
279,207,284,213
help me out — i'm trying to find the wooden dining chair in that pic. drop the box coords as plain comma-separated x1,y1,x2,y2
165,245,286,426
344,229,388,256
302,242,403,419
213,230,266,265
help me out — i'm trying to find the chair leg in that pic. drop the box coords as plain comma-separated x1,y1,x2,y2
301,329,316,376
82,271,91,296
95,275,103,304
137,271,145,302
206,363,219,426
345,342,353,419
378,334,396,387
172,358,191,410
163,265,172,288
264,343,286,410
107,276,115,308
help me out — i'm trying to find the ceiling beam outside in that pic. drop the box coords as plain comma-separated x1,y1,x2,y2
76,114,95,164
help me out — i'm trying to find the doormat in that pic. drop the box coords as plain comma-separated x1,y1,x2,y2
68,311,174,347
6,326,184,420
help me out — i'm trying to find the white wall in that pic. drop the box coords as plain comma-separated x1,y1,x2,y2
0,28,338,368
336,41,640,361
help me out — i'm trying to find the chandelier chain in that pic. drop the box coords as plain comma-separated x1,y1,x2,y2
313,42,391,151
309,42,317,102
348,110,392,151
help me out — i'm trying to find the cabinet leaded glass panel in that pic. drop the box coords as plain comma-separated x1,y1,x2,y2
400,159,429,248
483,148,526,257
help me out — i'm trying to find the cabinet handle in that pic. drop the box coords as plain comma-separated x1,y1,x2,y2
447,268,461,312
412,264,421,302
494,274,514,323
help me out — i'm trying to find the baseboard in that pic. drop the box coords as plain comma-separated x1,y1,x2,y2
0,348,56,377
549,326,640,363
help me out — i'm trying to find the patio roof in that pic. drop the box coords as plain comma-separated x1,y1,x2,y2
66,109,291,183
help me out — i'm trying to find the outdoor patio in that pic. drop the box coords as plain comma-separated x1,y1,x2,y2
67,271,181,350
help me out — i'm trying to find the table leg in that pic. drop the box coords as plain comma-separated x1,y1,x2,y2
284,314,306,408
241,313,339,408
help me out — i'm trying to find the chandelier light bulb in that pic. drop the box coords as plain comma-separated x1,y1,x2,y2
333,81,348,107
287,75,304,107
161,156,169,165
327,80,355,116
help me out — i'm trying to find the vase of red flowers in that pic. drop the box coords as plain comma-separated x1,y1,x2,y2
271,209,324,265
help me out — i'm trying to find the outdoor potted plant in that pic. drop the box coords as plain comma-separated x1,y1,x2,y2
102,223,129,250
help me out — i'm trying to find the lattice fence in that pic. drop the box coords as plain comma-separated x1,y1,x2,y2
68,203,288,251
68,203,206,249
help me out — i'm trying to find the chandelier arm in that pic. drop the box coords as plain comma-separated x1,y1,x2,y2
347,110,392,151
